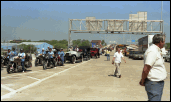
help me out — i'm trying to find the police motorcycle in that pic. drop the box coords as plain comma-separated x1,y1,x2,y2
43,49,57,70
6,51,32,74
35,51,45,66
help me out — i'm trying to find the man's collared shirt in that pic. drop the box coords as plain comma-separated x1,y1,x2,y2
113,52,123,63
144,44,167,81
18,52,25,62
7,52,12,59
58,51,65,58
48,51,54,58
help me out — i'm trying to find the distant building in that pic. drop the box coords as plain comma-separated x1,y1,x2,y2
91,40,102,48
12,39,24,43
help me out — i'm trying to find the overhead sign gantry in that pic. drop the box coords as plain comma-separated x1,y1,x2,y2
68,12,164,48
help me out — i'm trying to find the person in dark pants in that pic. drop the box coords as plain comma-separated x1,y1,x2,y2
17,49,26,72
139,34,167,101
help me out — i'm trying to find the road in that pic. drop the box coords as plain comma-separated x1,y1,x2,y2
1,48,170,101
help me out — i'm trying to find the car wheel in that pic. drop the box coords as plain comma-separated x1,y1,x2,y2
72,56,76,64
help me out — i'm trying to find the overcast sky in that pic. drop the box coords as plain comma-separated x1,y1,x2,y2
1,1,170,44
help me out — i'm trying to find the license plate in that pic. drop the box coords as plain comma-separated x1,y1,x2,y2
139,57,141,58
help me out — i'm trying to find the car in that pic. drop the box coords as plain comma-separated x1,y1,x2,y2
78,46,91,61
90,48,100,58
132,51,144,60
64,50,83,64
165,50,170,62
129,51,134,58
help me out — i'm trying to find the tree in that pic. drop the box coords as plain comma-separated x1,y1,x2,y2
79,40,91,47
18,44,37,53
105,43,107,46
101,40,106,46
165,43,170,49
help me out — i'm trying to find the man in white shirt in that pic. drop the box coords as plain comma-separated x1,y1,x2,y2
139,34,167,101
112,48,126,78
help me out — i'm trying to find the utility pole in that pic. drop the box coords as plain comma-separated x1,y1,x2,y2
161,1,164,35
130,11,132,45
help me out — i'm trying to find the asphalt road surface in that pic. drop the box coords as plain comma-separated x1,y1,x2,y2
1,48,170,101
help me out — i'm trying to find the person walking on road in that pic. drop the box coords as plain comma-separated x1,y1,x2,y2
139,34,167,101
106,48,110,61
112,48,126,78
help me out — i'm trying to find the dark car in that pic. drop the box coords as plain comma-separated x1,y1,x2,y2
129,51,134,58
79,46,91,61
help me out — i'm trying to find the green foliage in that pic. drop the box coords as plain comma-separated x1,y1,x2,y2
18,44,37,53
165,43,170,49
105,43,107,46
101,40,106,46
72,39,82,47
72,39,91,47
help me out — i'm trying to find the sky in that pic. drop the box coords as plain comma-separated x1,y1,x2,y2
1,1,170,44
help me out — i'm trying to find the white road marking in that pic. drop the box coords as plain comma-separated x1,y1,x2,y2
1,70,44,79
1,84,16,92
1,59,93,100
26,76,40,81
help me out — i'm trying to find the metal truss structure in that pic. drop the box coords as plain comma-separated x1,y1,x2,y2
68,19,164,47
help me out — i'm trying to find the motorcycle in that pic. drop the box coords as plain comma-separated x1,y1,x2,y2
35,53,45,66
43,54,57,70
6,53,32,74
56,54,65,66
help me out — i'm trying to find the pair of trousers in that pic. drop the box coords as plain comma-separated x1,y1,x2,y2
114,63,121,76
107,54,110,60
21,61,25,71
145,78,164,101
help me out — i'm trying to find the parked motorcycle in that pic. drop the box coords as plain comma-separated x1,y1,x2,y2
6,53,32,73
43,54,57,70
35,53,45,66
